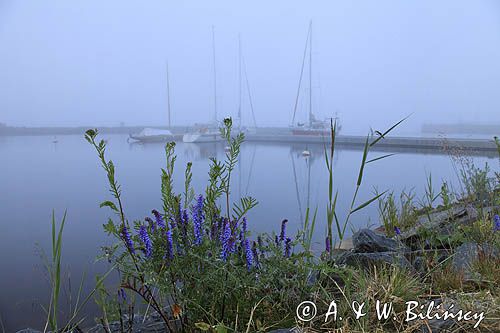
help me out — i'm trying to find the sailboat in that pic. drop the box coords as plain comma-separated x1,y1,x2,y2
183,26,223,143
235,35,258,135
129,62,174,143
290,21,341,136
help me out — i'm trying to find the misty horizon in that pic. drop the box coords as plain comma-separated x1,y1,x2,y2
1,0,500,135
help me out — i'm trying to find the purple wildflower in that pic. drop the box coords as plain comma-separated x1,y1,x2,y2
284,237,292,258
279,219,288,242
252,241,260,267
168,216,176,230
139,225,153,258
242,217,248,236
166,229,174,259
325,236,331,253
121,225,135,254
220,220,231,261
182,209,189,225
229,235,237,254
152,210,166,229
192,195,205,245
118,288,127,302
210,218,219,240
244,239,253,270
394,226,401,236
494,215,500,232
274,235,279,246
145,217,155,232
257,235,263,248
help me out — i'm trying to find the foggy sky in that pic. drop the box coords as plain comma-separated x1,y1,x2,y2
1,0,500,134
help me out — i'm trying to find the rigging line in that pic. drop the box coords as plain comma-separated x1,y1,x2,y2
238,34,242,128
166,61,171,127
309,20,313,127
291,24,312,126
212,25,218,123
242,54,258,128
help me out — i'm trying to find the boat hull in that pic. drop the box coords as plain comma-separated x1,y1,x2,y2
291,129,330,136
129,134,175,143
182,133,223,143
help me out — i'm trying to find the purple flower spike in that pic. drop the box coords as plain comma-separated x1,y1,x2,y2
166,229,174,259
139,225,153,258
210,218,219,240
220,220,231,261
284,237,292,258
244,239,253,270
394,226,401,236
121,226,135,254
242,217,248,236
279,219,288,242
325,236,331,253
145,217,155,232
192,195,205,245
182,209,189,225
152,210,166,229
169,216,176,230
494,215,500,232
118,288,127,302
252,241,260,268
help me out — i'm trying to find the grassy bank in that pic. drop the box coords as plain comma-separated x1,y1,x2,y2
30,118,499,333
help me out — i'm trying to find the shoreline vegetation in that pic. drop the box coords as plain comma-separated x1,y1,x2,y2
17,118,499,333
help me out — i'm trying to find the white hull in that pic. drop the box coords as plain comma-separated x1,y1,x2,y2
182,132,223,143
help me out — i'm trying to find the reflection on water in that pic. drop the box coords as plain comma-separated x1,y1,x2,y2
0,134,497,331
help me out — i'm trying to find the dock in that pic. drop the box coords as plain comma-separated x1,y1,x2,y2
246,133,498,153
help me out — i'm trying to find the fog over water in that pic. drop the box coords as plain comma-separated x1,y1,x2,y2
1,0,500,133
1,1,500,331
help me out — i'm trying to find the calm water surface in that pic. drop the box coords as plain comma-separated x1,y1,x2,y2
0,134,496,331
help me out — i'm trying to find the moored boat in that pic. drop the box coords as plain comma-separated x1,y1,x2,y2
129,128,174,142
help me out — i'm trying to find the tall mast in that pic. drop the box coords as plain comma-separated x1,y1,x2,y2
238,34,242,129
166,61,171,127
212,26,218,123
309,20,313,128
291,24,311,126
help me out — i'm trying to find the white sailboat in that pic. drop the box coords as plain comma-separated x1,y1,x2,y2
183,26,223,143
129,62,175,143
290,21,341,136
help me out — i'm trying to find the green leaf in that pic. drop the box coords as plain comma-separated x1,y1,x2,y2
370,115,410,147
366,153,396,164
215,324,228,333
351,191,387,214
103,218,117,235
194,322,211,331
356,135,370,186
99,200,118,212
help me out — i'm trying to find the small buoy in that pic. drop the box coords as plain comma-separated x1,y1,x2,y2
302,150,311,157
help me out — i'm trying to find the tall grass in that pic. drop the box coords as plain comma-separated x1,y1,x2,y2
324,117,408,251
41,211,114,332
43,210,66,333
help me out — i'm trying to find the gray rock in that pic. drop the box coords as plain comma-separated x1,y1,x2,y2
402,205,499,240
353,228,404,253
419,298,460,333
452,242,499,280
413,256,425,272
15,330,42,333
337,251,413,270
